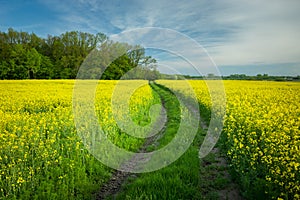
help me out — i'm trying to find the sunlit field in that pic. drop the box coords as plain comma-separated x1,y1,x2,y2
0,80,299,199
158,80,300,199
0,80,158,199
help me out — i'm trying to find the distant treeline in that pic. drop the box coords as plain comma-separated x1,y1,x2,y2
183,73,300,81
1,28,298,81
0,28,158,80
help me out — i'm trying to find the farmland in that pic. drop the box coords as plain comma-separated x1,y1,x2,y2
158,80,300,199
0,80,158,199
0,80,299,199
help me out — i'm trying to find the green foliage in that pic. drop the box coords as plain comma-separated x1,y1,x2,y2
0,80,159,199
0,28,159,80
114,83,203,200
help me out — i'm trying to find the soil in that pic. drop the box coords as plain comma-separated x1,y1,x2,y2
96,84,244,200
96,89,167,200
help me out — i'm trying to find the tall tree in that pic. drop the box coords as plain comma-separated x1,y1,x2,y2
26,48,41,79
0,28,158,80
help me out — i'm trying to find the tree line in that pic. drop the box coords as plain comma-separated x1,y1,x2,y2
184,74,300,81
0,28,158,80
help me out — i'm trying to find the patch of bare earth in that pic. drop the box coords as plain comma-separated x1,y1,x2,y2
95,99,167,200
96,86,243,200
201,146,244,200
198,114,243,200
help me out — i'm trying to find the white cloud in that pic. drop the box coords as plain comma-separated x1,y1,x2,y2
106,0,300,69
111,27,218,76
38,0,300,75
205,0,300,66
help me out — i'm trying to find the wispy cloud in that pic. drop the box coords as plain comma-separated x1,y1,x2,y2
206,0,300,67
2,0,299,75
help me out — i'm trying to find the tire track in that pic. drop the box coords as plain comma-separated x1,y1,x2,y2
96,83,168,200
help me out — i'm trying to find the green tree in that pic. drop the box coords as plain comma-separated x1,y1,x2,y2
26,48,41,79
0,28,158,80
37,55,53,79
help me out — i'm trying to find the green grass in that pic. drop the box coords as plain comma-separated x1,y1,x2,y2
0,80,160,200
112,83,204,199
107,82,241,200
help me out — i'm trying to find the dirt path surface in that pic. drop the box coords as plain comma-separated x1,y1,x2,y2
96,83,243,200
96,85,167,200
95,128,166,199
199,118,244,200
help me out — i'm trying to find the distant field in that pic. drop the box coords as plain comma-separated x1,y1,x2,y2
0,80,299,199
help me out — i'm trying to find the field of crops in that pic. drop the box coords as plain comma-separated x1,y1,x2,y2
0,80,159,199
0,80,299,199
158,80,300,199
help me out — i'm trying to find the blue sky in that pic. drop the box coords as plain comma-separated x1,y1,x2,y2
1,0,300,76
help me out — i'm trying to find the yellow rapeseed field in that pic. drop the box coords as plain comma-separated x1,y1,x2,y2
219,81,300,199
158,80,300,199
0,80,158,199
1,79,299,199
